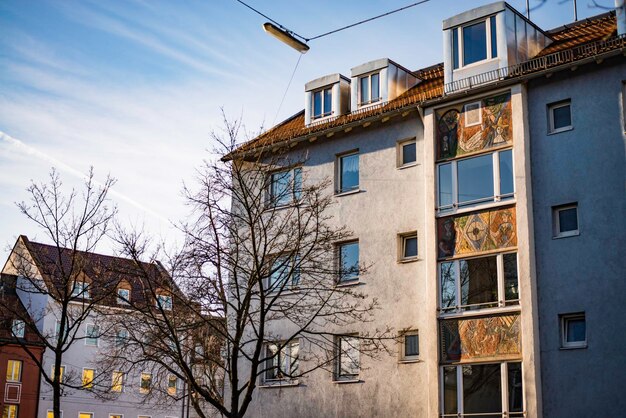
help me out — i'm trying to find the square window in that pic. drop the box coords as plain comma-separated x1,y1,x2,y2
268,254,300,292
268,168,302,206
338,241,359,283
400,233,418,261
117,288,130,305
156,294,173,311
335,336,359,380
548,101,572,133
463,102,481,127
264,340,299,382
401,332,419,360
561,313,586,348
71,281,90,298
398,139,417,167
553,204,579,238
312,88,332,119
11,319,25,338
338,153,359,193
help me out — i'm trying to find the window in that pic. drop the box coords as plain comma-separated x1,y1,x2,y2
11,319,25,338
117,287,130,305
167,375,178,395
2,406,18,418
437,149,513,212
439,252,519,314
463,101,481,127
6,360,22,382
268,254,300,292
110,415,123,418
548,100,572,133
553,203,579,238
452,16,498,69
85,324,99,346
335,336,360,380
51,365,65,383
47,411,63,418
82,368,94,389
358,72,380,106
112,371,124,392
55,320,69,340
399,232,418,261
312,87,332,119
561,313,586,349
156,294,173,311
268,167,302,207
398,138,417,167
264,340,299,382
140,372,152,394
78,413,93,418
338,241,359,283
115,329,128,347
400,331,419,361
71,281,89,298
442,362,524,418
337,152,359,193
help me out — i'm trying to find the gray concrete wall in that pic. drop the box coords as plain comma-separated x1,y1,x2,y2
527,57,626,417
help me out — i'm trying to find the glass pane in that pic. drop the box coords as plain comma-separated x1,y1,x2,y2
566,318,586,342
440,262,456,310
340,337,359,376
270,256,289,289
443,366,458,414
271,170,291,206
508,362,524,413
371,73,380,101
404,236,418,258
293,168,302,201
553,104,571,130
457,154,494,206
463,364,502,415
360,76,369,104
452,28,459,69
463,21,487,65
290,342,299,375
340,154,359,192
404,334,419,356
313,91,322,118
460,256,498,309
504,253,519,301
499,149,514,196
490,16,498,58
438,164,453,208
402,142,416,165
558,208,578,232
340,242,359,282
323,88,332,115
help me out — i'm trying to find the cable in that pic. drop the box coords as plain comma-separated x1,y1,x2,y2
273,54,303,126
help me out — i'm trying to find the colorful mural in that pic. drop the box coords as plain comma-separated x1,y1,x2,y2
436,91,512,160
437,206,517,259
440,313,521,364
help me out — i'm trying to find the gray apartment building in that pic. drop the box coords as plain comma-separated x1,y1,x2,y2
229,1,626,417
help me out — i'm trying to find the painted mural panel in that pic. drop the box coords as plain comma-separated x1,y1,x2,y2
436,91,512,160
437,206,516,259
440,313,521,364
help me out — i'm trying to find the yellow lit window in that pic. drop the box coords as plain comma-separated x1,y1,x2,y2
111,371,124,392
167,375,177,396
6,360,22,382
3,405,18,418
140,372,152,394
82,368,95,389
78,413,93,418
51,365,65,383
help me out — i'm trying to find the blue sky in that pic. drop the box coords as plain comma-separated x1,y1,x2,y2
0,0,608,260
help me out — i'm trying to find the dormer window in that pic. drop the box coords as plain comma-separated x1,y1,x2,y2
358,72,380,106
117,287,130,305
452,16,498,69
156,292,173,311
312,88,332,120
71,281,90,299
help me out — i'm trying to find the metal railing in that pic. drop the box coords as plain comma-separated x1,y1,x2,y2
444,34,626,94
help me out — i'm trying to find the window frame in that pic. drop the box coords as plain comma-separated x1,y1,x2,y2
358,71,381,107
71,281,90,299
6,360,22,382
438,251,520,316
311,87,333,120
82,368,95,390
399,232,418,262
552,203,579,238
560,313,587,349
547,100,573,134
334,335,360,381
437,148,514,215
399,330,420,362
11,319,25,338
262,340,300,384
452,16,498,69
267,167,302,208
85,323,99,346
167,374,178,395
397,138,417,168
139,372,152,394
267,253,301,293
117,287,130,305
111,371,124,393
156,293,173,311
336,240,360,284
336,151,360,194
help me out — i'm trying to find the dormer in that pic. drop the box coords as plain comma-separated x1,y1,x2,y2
304,74,351,126
350,58,418,110
443,1,552,90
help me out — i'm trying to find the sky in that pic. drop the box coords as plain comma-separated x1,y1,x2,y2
0,0,610,261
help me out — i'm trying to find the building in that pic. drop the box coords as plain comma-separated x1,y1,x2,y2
1,235,185,418
229,1,625,417
1,274,45,418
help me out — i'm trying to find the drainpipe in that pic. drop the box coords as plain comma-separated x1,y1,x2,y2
617,0,626,36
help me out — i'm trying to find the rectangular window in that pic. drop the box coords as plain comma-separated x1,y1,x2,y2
548,100,572,133
156,294,173,311
78,414,93,418
312,87,332,119
264,340,299,382
401,331,419,361
439,252,519,314
463,21,487,66
398,138,417,167
2,406,18,418
268,254,300,292
463,102,481,127
441,362,524,417
553,203,579,238
359,72,381,106
71,281,89,298
116,329,128,347
110,415,123,418
140,372,152,394
82,368,94,389
112,371,124,392
51,365,65,383
338,152,359,193
338,241,359,283
117,288,130,305
400,233,418,261
437,149,513,212
6,360,22,382
335,336,359,380
47,411,63,418
561,313,586,348
167,375,178,395
490,15,498,58
268,167,302,207
85,324,99,346
452,28,459,69
11,319,25,338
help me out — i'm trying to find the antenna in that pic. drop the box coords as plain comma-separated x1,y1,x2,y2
573,0,578,21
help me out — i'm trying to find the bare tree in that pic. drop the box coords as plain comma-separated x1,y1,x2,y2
99,115,392,418
0,168,117,418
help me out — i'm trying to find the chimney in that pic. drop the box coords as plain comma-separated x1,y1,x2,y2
617,0,626,36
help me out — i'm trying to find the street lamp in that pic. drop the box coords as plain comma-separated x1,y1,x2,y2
263,23,310,53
